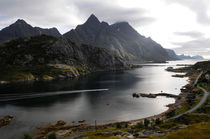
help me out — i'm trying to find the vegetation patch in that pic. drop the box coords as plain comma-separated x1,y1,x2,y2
152,122,210,139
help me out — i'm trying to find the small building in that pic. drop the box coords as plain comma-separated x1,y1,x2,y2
205,74,210,80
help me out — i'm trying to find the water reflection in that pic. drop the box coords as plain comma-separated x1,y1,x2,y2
0,60,199,139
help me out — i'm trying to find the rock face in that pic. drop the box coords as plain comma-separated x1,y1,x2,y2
165,49,180,60
0,35,126,70
0,115,13,128
64,14,171,62
0,19,61,42
0,35,127,81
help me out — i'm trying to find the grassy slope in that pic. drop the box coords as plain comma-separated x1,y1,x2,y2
0,65,88,81
151,63,210,139
151,122,210,139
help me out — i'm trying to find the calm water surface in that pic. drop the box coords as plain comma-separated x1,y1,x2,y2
0,60,201,138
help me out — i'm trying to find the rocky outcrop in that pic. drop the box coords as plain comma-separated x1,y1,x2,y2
0,19,61,42
64,14,172,62
133,93,180,99
165,49,180,60
0,35,128,82
0,115,13,128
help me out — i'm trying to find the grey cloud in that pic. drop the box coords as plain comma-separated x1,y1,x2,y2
71,0,156,26
0,0,78,32
174,31,204,39
173,38,210,58
0,0,156,33
165,0,210,25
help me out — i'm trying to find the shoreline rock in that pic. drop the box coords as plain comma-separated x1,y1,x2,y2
132,92,180,99
0,115,13,128
0,81,9,84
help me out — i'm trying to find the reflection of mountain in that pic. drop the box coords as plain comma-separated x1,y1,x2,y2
0,71,140,106
64,14,172,62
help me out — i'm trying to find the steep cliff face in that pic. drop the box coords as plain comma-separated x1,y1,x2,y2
0,35,127,82
165,49,180,60
64,14,171,62
0,19,61,42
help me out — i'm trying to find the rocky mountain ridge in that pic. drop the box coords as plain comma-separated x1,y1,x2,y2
0,19,61,42
0,35,127,82
64,14,172,62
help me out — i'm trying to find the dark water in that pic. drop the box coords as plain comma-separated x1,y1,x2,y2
0,60,200,139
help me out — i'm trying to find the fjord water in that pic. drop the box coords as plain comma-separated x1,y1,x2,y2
0,60,200,138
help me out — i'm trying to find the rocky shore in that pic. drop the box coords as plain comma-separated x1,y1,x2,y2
26,75,198,139
0,115,13,128
2,62,203,139
132,92,180,99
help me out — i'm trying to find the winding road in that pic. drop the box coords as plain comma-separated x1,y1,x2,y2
172,72,209,119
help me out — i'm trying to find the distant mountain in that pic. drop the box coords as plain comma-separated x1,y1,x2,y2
177,54,204,60
0,35,127,82
165,49,180,60
0,19,61,42
63,14,171,62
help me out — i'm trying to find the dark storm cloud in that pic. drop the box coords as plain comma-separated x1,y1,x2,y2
67,0,156,26
165,0,210,25
173,38,210,58
174,31,204,39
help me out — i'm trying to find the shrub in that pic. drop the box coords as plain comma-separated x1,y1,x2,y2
124,123,128,128
23,134,32,139
166,110,176,118
155,118,162,125
159,121,176,129
48,133,57,139
135,122,144,129
144,119,150,127
116,123,122,129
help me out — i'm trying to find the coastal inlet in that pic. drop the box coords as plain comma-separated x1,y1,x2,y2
0,60,194,139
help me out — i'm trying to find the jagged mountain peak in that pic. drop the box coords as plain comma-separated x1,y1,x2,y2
15,19,27,23
84,14,100,26
114,21,129,25
63,15,172,62
15,19,26,23
112,21,133,29
0,19,61,42
11,19,32,28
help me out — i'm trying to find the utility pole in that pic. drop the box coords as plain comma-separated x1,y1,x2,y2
95,120,97,131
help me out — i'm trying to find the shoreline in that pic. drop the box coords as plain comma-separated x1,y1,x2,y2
0,64,198,138
28,70,193,138
0,64,141,85
28,81,191,138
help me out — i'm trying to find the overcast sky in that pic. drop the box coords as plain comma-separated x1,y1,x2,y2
0,0,210,59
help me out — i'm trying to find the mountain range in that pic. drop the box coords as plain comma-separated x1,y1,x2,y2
1,14,201,62
0,19,61,42
64,14,172,62
166,49,204,60
177,54,204,60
